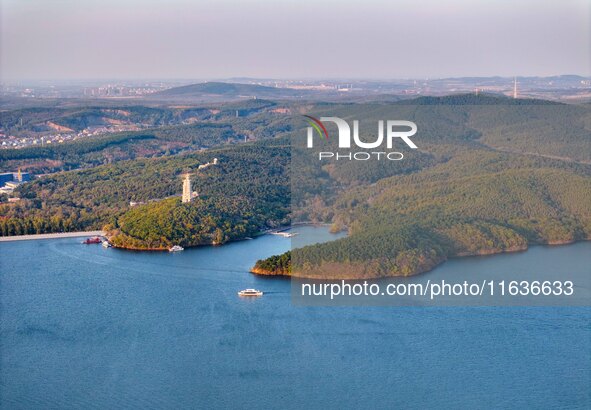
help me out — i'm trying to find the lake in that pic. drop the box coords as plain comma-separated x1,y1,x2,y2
1,227,589,409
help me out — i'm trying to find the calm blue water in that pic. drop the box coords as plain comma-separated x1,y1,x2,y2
1,228,589,409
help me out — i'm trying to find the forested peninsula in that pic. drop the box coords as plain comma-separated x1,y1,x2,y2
252,96,591,278
3,95,590,277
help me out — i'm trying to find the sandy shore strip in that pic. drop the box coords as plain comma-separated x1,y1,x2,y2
0,231,105,242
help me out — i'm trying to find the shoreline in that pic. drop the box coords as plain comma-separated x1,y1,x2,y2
251,237,590,279
0,221,330,248
107,223,316,252
0,231,105,242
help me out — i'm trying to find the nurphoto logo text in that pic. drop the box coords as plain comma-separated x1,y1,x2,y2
304,116,418,161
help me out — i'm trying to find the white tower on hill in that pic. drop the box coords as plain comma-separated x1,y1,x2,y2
182,174,192,203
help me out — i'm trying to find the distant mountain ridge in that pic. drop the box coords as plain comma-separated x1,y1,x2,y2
154,82,303,99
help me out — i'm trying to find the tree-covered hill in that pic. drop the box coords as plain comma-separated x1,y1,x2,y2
0,143,290,239
0,106,296,173
153,82,306,100
253,97,591,278
256,148,591,278
2,95,590,277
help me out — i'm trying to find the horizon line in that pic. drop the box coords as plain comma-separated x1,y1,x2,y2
1,74,591,85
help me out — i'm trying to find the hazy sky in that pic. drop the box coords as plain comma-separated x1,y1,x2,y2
1,0,589,80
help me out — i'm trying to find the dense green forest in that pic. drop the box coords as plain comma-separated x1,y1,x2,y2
2,94,590,277
0,101,295,173
257,151,591,278
252,251,292,275
253,96,591,278
0,143,290,244
0,101,283,135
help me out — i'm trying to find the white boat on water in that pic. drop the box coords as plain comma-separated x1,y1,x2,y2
169,245,184,252
102,240,112,248
270,231,298,238
238,288,263,297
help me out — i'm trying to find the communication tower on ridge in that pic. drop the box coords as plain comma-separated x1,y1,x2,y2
513,77,518,99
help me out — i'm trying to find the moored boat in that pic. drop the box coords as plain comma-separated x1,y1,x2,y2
169,245,184,252
270,231,298,238
82,237,102,244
